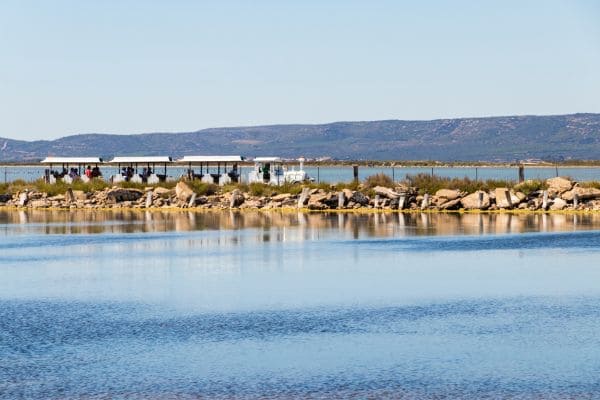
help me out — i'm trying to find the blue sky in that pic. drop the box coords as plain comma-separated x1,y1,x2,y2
1,0,599,140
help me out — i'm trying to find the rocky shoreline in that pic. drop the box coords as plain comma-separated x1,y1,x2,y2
2,176,600,213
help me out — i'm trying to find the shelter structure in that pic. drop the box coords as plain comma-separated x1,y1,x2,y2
41,156,103,184
108,156,173,184
177,155,245,185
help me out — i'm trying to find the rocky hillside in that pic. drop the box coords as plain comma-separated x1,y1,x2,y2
1,113,599,162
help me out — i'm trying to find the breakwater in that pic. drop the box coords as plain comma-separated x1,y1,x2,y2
2,176,600,212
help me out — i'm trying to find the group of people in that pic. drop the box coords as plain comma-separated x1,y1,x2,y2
185,164,240,183
84,165,102,178
51,165,102,180
120,166,154,182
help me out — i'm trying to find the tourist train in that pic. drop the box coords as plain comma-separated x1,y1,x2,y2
247,157,312,185
40,155,312,185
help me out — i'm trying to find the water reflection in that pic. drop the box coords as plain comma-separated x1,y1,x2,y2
1,210,600,238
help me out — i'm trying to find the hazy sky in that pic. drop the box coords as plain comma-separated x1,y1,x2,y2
1,0,599,141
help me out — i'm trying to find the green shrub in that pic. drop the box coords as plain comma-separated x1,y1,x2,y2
275,182,304,195
404,174,456,194
10,179,27,186
304,181,332,192
75,178,110,192
579,181,600,189
188,180,218,196
221,183,246,193
364,173,394,188
116,181,148,190
513,179,547,195
484,179,515,190
248,182,270,197
30,178,109,196
3,179,28,194
335,180,360,191
32,179,66,196
405,173,516,195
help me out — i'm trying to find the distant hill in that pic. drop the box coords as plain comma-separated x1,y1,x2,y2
1,113,599,162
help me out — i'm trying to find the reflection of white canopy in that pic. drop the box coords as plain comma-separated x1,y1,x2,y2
109,156,172,164
178,155,244,163
254,157,282,162
41,157,103,164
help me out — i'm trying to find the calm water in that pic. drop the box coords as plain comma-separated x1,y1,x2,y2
2,211,600,399
4,165,600,183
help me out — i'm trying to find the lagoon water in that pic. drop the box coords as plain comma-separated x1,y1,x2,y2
4,164,600,184
2,210,600,398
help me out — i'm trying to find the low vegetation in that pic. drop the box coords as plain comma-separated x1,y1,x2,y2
187,180,218,196
0,173,594,201
404,173,514,195
32,178,110,196
364,173,394,189
579,181,600,189
513,179,547,195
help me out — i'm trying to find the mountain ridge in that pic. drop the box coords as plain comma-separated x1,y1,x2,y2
1,113,599,162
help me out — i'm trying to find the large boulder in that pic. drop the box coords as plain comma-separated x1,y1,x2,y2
229,189,245,208
307,192,338,209
29,199,50,208
561,186,600,201
435,189,461,201
460,191,490,210
175,181,195,202
308,192,328,205
550,198,567,210
271,193,293,202
107,188,143,203
154,186,173,196
342,188,354,201
240,198,264,209
494,188,521,208
439,198,462,210
71,190,88,201
17,191,28,206
350,191,369,206
546,177,574,197
373,186,400,199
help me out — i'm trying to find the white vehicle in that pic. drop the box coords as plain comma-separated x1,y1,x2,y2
247,157,312,185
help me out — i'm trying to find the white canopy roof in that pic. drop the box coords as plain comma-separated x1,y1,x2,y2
178,155,244,163
109,156,172,164
41,157,103,164
253,157,282,162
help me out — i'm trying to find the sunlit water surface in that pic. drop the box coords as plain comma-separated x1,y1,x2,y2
2,211,600,399
5,165,600,184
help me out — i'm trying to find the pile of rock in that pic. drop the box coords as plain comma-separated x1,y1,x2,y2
2,177,600,212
